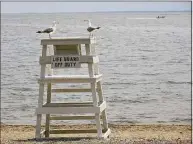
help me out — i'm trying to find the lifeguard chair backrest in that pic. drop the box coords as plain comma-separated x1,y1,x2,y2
54,44,82,55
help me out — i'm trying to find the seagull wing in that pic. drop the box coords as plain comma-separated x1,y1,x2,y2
42,28,53,33
87,27,95,32
87,26,100,32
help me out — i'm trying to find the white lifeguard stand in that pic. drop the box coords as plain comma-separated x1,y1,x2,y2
35,37,110,139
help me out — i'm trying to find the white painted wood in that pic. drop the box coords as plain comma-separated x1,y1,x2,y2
48,46,54,75
35,37,109,139
39,55,99,65
36,101,106,114
91,45,100,75
54,44,80,55
50,115,97,120
43,102,94,107
85,44,94,77
92,43,109,131
36,106,101,114
38,74,102,84
45,83,51,137
40,130,46,135
49,129,107,134
102,128,111,139
97,82,108,130
45,45,53,138
85,43,103,138
41,37,96,45
43,102,93,106
99,101,107,113
35,45,47,138
87,43,102,138
52,88,92,93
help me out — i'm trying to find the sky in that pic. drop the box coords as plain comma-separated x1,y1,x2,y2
1,2,191,13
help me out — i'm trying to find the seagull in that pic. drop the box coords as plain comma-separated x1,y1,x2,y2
84,20,100,37
36,21,58,39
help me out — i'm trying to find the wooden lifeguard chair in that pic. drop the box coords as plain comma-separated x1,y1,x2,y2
35,37,111,139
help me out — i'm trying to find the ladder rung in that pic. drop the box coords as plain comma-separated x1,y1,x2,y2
38,74,102,84
49,129,108,134
36,101,106,114
50,115,98,120
43,102,93,107
52,88,92,93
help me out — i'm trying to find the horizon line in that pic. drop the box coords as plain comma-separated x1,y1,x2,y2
1,10,191,14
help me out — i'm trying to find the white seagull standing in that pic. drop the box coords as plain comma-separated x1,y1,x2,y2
36,21,58,39
84,20,100,37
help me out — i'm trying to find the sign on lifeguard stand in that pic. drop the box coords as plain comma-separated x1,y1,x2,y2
52,45,81,68
35,37,110,139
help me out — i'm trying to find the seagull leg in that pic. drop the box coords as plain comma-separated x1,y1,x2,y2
49,34,51,39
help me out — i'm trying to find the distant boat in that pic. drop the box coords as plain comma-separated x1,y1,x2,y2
156,16,165,19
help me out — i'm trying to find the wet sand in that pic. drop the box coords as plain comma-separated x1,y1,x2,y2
1,124,191,144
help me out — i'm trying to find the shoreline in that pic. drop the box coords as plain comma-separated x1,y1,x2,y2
1,124,191,144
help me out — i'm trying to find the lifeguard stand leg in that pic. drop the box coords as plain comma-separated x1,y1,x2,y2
85,44,103,138
45,45,54,138
91,43,109,131
45,83,51,137
35,45,47,138
97,82,108,130
35,84,44,138
91,82,103,137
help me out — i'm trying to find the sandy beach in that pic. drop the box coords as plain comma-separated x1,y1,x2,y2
1,124,191,144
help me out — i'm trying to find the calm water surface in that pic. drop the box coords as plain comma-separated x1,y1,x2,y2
1,12,191,124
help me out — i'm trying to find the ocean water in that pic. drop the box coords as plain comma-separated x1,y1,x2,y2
1,12,191,125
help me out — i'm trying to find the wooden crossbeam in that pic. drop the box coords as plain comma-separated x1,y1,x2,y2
49,129,108,134
41,37,96,45
52,88,92,93
43,102,93,107
50,115,97,120
38,74,102,84
39,55,99,65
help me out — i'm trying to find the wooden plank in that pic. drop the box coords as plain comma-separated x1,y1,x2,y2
43,101,93,105
54,45,80,55
36,44,47,138
97,82,108,130
102,128,111,139
50,115,97,120
99,101,107,113
43,102,94,107
49,129,108,134
96,76,103,82
38,74,102,84
85,43,103,138
45,83,52,138
36,106,101,114
45,45,53,138
40,130,46,135
52,88,92,93
41,37,96,45
39,55,99,65
90,40,109,134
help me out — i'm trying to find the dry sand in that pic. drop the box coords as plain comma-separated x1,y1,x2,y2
1,124,192,144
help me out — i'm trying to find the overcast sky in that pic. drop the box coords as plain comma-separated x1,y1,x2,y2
1,2,191,13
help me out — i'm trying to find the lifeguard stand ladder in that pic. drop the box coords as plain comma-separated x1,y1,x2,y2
35,37,111,139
